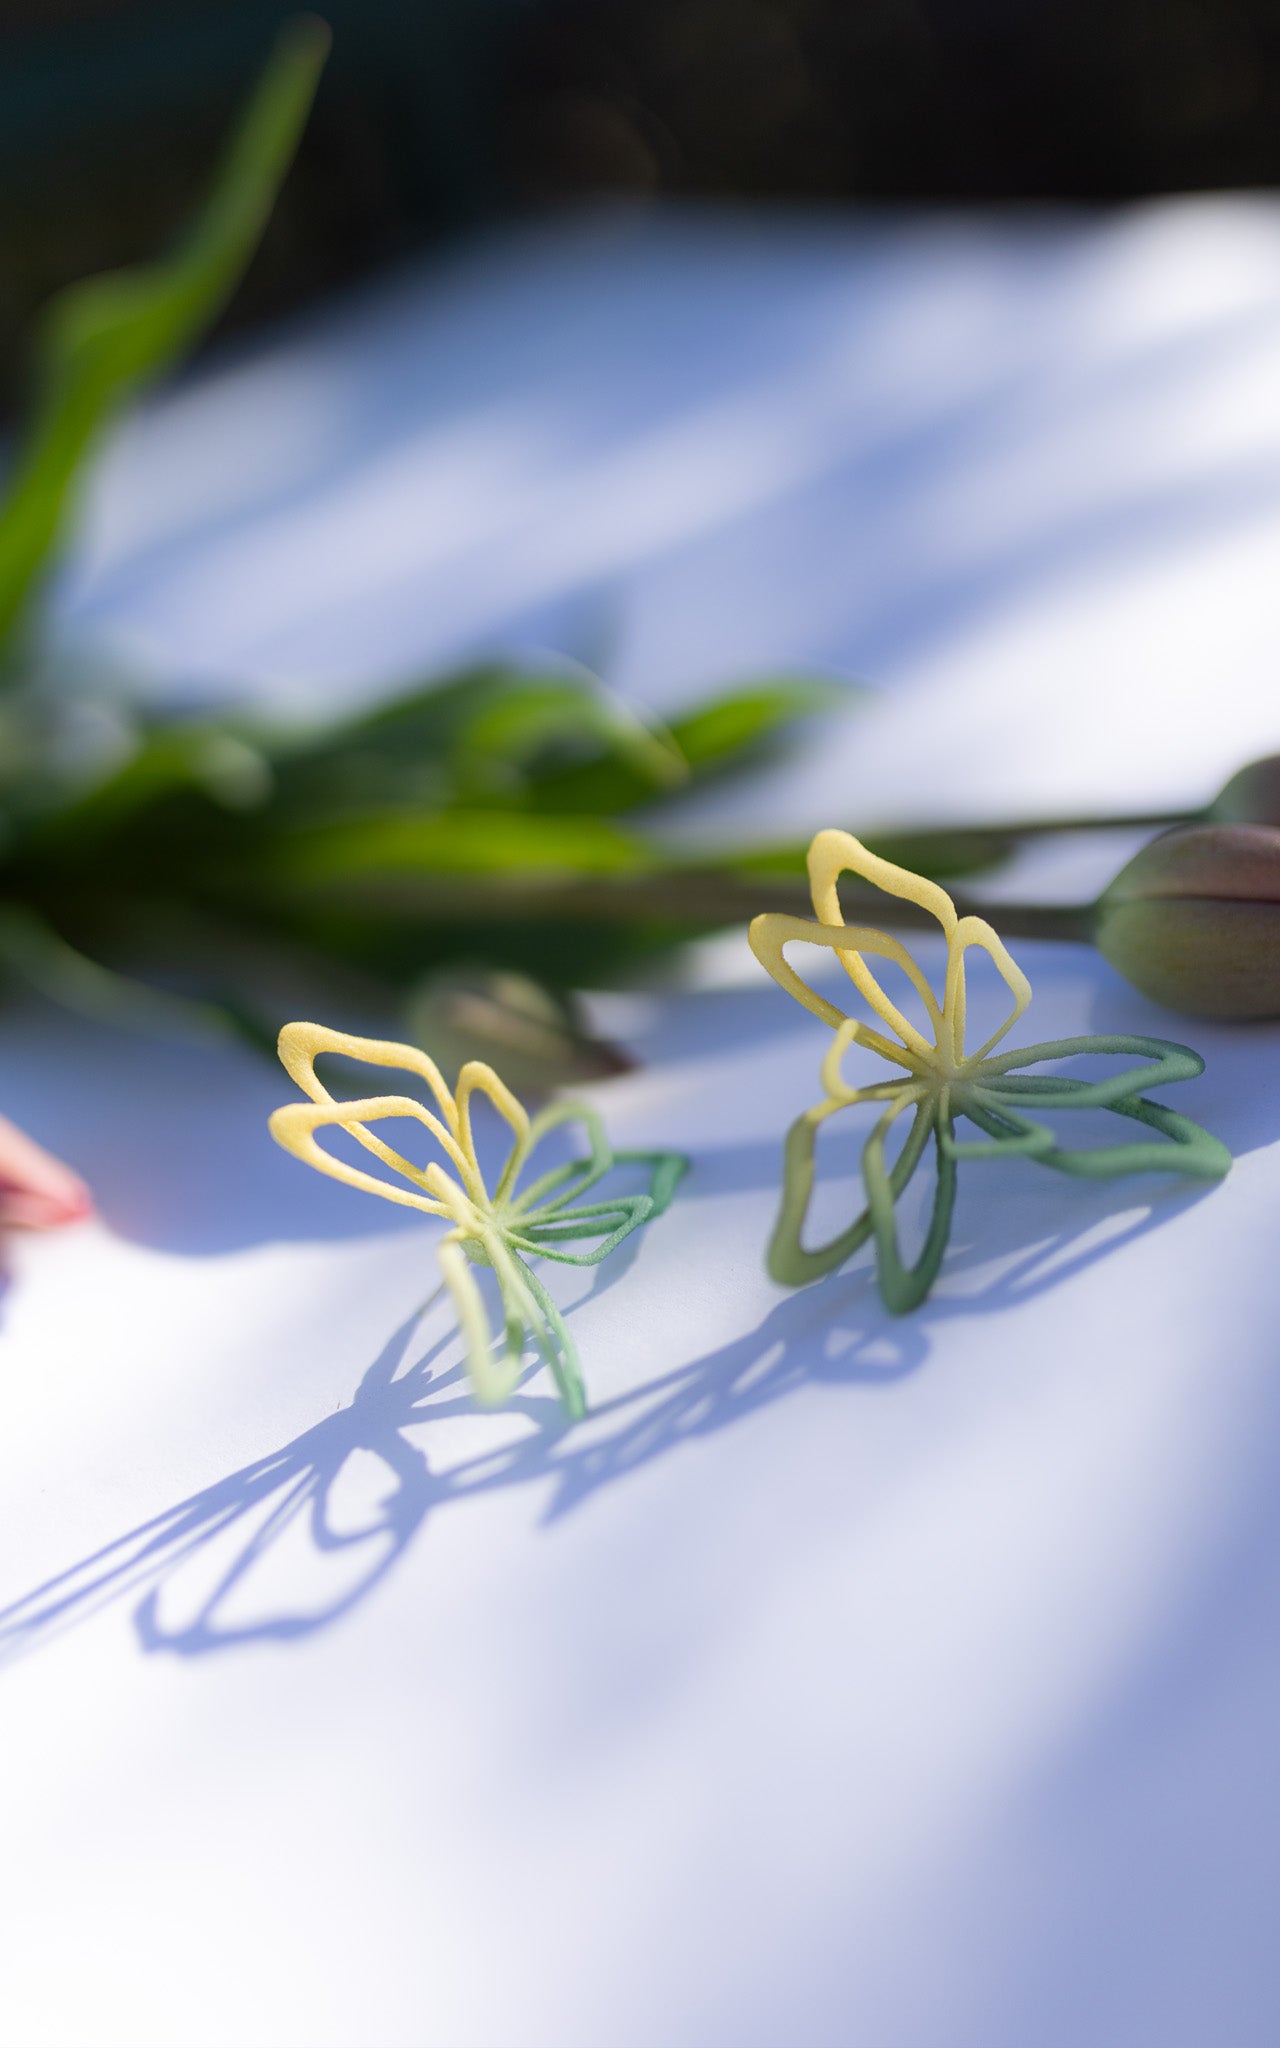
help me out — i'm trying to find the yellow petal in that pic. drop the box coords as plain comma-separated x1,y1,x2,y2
942,916,1032,1064
807,829,959,937
268,1093,465,1219
819,1017,930,1105
748,912,936,1068
806,831,952,1054
276,1019,476,1194
454,1059,530,1180
278,1021,456,1118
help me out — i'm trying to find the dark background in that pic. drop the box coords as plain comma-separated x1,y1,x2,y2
4,0,1280,411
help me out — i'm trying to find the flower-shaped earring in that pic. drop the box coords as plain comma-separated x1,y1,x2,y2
269,1023,687,1417
749,830,1230,1312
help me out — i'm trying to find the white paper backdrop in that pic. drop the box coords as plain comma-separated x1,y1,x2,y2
3,203,1280,2048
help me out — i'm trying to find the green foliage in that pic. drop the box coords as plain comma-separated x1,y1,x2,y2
0,19,330,660
524,675,845,813
0,22,912,1074
3,659,843,1041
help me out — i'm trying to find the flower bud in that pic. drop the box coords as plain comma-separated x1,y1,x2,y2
404,968,633,1095
1208,754,1280,827
1095,824,1280,1020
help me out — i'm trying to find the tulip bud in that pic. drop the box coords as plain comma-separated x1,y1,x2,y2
1208,754,1280,828
1095,824,1280,1020
404,968,634,1095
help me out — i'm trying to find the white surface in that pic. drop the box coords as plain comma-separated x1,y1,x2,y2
3,204,1280,2047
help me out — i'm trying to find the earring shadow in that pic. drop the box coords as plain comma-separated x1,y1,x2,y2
0,1124,1204,1669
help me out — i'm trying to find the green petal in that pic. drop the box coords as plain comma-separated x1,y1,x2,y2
509,1192,659,1266
477,1119,688,1416
766,1090,945,1310
486,1238,586,1421
940,1094,1059,1161
505,1097,687,1231
498,1098,614,1213
960,1086,1230,1180
861,1103,958,1314
973,1033,1205,1108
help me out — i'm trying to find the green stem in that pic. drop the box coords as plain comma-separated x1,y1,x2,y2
288,867,1100,945
0,901,243,1041
817,887,1098,946
862,807,1196,868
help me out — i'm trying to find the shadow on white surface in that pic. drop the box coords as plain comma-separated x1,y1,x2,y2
0,1155,1218,1667
0,1002,424,1254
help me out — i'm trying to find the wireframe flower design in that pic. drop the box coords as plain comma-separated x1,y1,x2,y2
269,1023,687,1418
749,830,1231,1313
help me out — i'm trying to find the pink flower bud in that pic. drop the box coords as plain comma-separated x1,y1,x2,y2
0,1115,92,1228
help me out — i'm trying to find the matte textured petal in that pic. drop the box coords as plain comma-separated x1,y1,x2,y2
754,831,1229,1315
767,1086,933,1291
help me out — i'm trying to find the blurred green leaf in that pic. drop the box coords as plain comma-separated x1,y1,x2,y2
0,902,244,1045
0,20,888,1063
525,675,848,813
858,827,1025,879
669,677,846,769
267,670,491,817
254,807,655,894
262,661,686,822
451,670,685,803
28,717,274,854
0,19,329,658
722,825,1021,883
